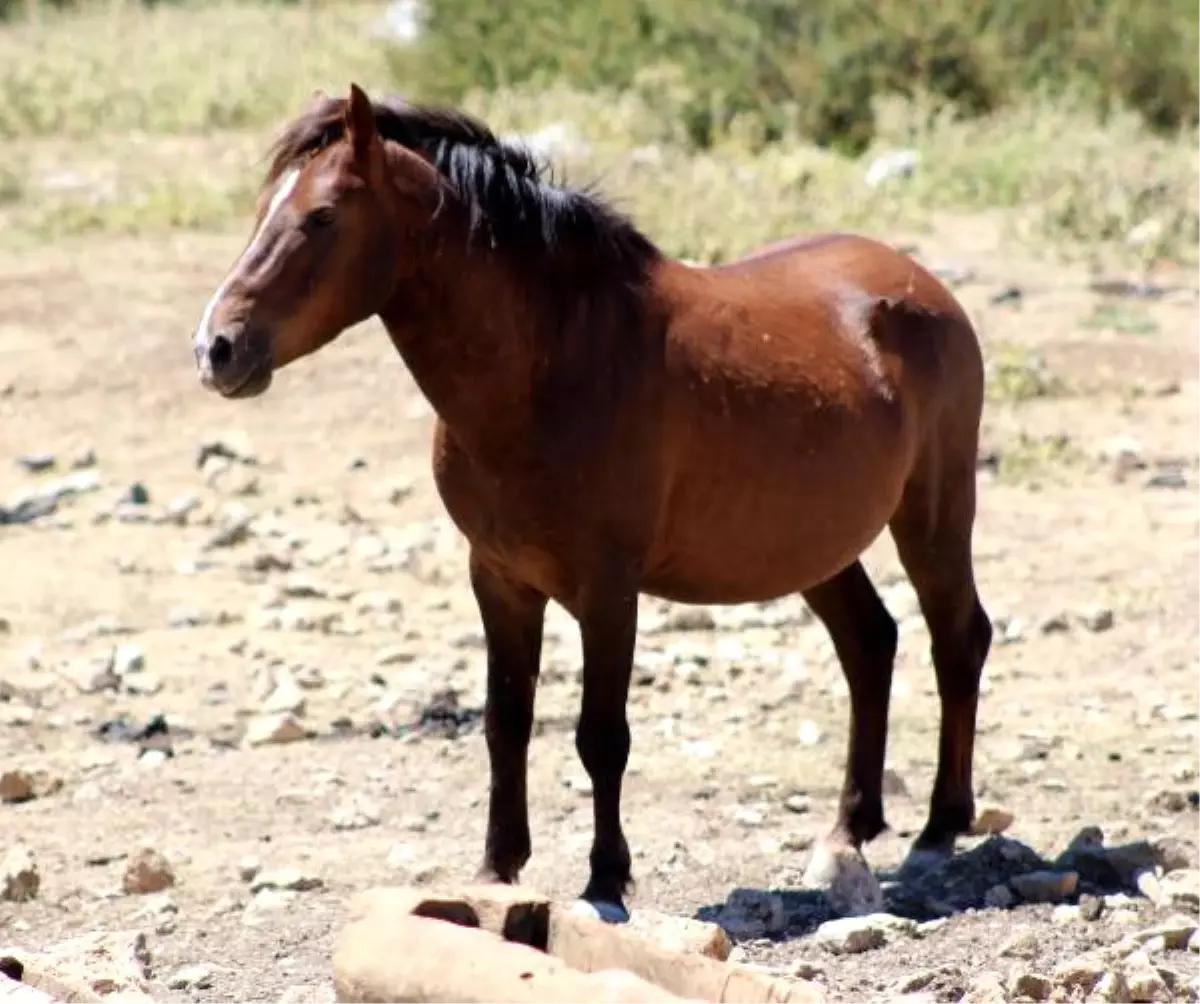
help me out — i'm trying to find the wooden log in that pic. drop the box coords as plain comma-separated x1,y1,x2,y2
333,912,693,1003
0,970,61,1004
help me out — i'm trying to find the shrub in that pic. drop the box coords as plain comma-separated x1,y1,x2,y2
385,0,1199,152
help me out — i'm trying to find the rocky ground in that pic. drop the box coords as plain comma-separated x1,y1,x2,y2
1,217,1197,1003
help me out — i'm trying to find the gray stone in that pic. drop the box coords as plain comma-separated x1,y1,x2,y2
717,888,787,939
1010,869,1078,903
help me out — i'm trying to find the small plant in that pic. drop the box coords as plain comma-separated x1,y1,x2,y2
1082,302,1160,337
996,431,1086,485
986,347,1067,403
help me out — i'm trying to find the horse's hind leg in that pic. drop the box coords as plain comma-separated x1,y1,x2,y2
799,560,898,915
889,436,993,869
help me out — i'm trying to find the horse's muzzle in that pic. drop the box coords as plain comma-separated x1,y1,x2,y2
193,326,273,399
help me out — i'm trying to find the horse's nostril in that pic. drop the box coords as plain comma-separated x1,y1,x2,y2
208,334,234,372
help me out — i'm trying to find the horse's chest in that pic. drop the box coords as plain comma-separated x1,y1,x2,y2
431,435,581,601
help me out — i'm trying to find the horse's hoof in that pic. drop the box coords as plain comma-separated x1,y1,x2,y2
570,898,630,925
800,840,883,917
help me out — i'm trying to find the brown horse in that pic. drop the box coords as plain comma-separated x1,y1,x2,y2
191,84,992,921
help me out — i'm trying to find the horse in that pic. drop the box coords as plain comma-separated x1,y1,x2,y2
190,83,993,921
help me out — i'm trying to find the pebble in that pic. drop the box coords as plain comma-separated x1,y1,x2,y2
1090,970,1129,1002
263,676,308,716
244,712,310,746
237,856,262,883
971,805,1015,836
961,971,1006,1002
1075,604,1114,632
788,959,826,981
123,847,176,894
1150,835,1194,872
998,926,1046,959
1159,868,1199,911
1,845,39,902
250,868,323,893
1009,971,1052,1001
375,645,416,666
733,806,765,828
0,767,64,803
1052,955,1106,995
1051,903,1081,923
168,964,215,990
783,793,810,814
813,913,914,954
797,720,824,746
112,643,145,675
244,888,298,921
1134,914,1198,950
16,451,56,472
1121,950,1168,1002
329,797,382,831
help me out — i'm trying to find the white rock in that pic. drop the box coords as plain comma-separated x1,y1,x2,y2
813,913,913,954
250,868,323,893
1,845,39,901
168,964,215,990
328,797,382,832
244,712,309,746
865,150,920,188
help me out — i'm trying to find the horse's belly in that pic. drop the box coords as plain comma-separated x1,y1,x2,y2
641,432,909,604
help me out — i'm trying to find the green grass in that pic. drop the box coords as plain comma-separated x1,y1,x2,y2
985,346,1068,404
1081,302,1161,337
993,431,1088,486
0,1,1196,269
0,2,393,137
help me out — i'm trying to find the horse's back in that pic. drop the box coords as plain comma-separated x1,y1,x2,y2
690,231,981,415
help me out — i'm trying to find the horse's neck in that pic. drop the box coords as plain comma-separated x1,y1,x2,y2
378,244,659,455
376,261,538,444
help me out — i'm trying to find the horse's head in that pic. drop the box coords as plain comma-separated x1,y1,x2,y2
191,83,439,398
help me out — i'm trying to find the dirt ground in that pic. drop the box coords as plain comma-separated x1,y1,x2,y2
1,213,1197,1003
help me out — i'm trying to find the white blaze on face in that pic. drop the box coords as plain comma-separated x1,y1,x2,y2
196,167,303,343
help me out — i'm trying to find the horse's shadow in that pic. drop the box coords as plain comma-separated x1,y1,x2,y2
693,832,1188,944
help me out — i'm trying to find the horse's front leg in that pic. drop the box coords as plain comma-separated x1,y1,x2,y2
574,584,639,921
469,551,548,884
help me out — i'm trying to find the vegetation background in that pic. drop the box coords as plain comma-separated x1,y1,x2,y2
0,0,1196,269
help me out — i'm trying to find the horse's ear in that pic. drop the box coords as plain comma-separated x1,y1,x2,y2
345,82,378,161
311,87,330,105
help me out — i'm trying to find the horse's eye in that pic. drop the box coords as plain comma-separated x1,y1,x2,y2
302,206,335,232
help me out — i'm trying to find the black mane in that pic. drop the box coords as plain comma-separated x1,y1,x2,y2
267,95,659,278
